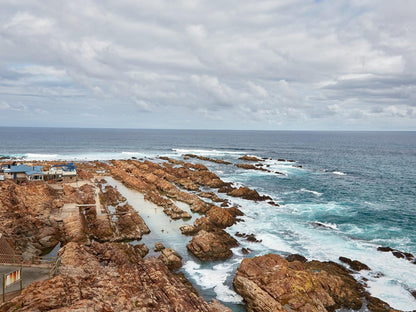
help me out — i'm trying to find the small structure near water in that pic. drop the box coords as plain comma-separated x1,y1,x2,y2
44,163,77,182
0,162,77,183
1,164,44,182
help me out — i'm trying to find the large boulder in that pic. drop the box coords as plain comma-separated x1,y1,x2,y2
233,253,398,312
187,230,238,261
206,206,236,228
227,187,272,201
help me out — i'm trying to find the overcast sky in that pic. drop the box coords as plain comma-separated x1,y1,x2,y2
0,0,415,130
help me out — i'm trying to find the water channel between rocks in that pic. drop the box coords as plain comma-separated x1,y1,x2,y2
104,176,246,312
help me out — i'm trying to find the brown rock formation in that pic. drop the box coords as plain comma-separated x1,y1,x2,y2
239,155,264,162
339,256,371,271
378,246,415,263
233,254,399,312
0,180,61,257
187,229,238,261
184,154,232,165
158,247,183,270
207,206,236,229
1,241,229,312
227,187,272,202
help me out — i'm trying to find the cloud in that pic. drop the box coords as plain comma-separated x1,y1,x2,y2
0,0,415,129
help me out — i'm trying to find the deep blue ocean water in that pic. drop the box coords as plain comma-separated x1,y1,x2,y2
1,127,415,311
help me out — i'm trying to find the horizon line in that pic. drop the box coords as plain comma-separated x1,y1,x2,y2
0,126,415,132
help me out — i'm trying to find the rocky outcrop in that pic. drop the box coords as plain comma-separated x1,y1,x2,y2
183,154,232,165
339,256,371,271
235,232,262,243
285,254,308,263
378,246,415,263
158,247,183,270
206,206,236,228
234,253,399,312
0,180,61,257
227,187,273,202
239,155,264,162
187,229,238,261
1,242,229,312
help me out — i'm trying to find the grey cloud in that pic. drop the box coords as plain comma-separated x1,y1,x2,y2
0,0,415,130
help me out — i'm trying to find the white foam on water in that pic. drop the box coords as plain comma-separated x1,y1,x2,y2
313,221,338,230
172,148,244,156
18,151,161,161
227,196,416,310
298,188,323,197
283,224,416,310
333,171,346,175
25,153,58,160
365,276,416,311
283,202,348,216
183,260,243,304
256,233,297,254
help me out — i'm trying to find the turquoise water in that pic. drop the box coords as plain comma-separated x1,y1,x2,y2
1,128,415,310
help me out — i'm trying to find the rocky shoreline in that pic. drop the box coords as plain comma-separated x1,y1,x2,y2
0,157,411,311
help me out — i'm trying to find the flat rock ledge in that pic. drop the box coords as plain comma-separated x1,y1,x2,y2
233,253,401,312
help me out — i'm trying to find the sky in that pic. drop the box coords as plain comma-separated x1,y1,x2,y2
0,0,415,130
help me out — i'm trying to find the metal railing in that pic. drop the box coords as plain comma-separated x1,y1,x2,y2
0,253,57,267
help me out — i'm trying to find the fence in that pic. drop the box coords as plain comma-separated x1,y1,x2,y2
0,253,57,267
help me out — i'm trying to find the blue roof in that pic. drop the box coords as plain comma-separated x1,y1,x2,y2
52,163,76,171
7,164,43,174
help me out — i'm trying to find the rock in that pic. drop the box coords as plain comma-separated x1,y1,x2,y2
1,241,226,312
187,230,238,261
242,247,252,255
339,256,371,271
377,246,415,263
0,180,63,257
235,232,262,243
183,154,232,165
277,159,285,162
235,163,271,173
218,184,234,193
227,187,272,201
239,155,263,162
206,206,236,228
154,242,165,252
133,243,149,258
285,254,308,263
180,225,198,235
52,198,64,208
234,253,397,312
378,246,394,252
158,247,183,270
209,299,233,312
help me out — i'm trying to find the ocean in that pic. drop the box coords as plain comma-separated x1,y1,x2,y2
1,127,416,311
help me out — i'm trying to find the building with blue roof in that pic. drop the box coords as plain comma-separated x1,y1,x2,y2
2,164,44,181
